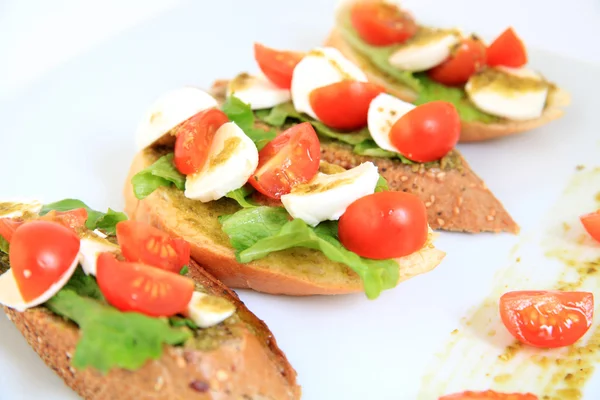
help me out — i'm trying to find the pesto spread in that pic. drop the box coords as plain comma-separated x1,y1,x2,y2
467,67,549,95
209,137,241,171
292,177,353,195
397,27,460,50
229,73,255,92
308,49,356,80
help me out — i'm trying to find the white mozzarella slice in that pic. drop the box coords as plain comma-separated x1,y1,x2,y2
0,256,79,312
388,30,460,72
79,236,120,276
281,162,380,227
465,67,549,120
367,93,415,153
0,200,42,219
135,87,218,150
227,73,291,110
185,292,236,329
185,122,258,202
291,47,367,120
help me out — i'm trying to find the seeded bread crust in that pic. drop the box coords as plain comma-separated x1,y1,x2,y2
3,260,301,400
210,80,518,234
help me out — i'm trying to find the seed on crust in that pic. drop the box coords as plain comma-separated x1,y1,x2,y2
436,172,446,182
453,206,460,215
154,376,165,391
400,176,408,182
437,218,445,226
216,369,229,382
189,380,210,393
487,215,495,221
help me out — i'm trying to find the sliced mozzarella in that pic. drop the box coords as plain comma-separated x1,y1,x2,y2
227,73,291,110
291,47,367,120
79,236,120,276
185,122,258,202
185,292,236,328
0,256,79,312
388,29,460,72
465,67,549,120
135,87,218,150
367,93,415,153
281,162,379,227
0,200,42,219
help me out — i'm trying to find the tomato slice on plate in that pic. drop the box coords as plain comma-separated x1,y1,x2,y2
350,1,417,46
248,122,321,199
0,218,24,242
254,43,304,89
40,208,88,233
9,220,80,302
580,210,600,242
339,191,428,259
428,37,487,86
309,81,384,130
439,390,538,400
174,108,229,175
390,101,460,163
499,290,594,348
96,253,194,317
486,27,527,68
116,220,190,274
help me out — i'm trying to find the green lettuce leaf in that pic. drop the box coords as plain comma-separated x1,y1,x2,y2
169,316,199,330
220,207,398,299
375,175,389,192
221,96,277,150
40,199,127,235
45,290,190,374
62,267,105,302
130,153,185,200
225,185,258,208
353,140,414,164
179,265,189,275
0,236,8,254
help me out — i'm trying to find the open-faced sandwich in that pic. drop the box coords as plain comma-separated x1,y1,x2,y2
0,199,300,399
125,83,445,298
324,0,570,142
208,42,518,233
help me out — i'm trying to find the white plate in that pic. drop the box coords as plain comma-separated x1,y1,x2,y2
1,2,600,399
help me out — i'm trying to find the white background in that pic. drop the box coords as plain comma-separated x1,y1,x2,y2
0,1,599,399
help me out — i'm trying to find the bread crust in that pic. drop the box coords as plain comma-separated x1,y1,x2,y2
3,259,301,400
324,26,570,143
124,150,445,295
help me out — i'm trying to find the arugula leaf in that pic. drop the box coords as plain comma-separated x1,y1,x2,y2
353,140,414,164
0,236,8,254
40,199,127,235
45,290,190,374
222,96,277,150
375,175,389,192
225,185,258,208
220,208,398,299
131,153,185,200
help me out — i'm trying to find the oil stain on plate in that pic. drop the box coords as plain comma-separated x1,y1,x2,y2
418,167,600,400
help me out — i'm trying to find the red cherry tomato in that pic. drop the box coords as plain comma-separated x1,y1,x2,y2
248,122,321,199
174,108,229,175
486,27,527,68
439,390,538,400
9,221,80,302
0,218,24,242
580,210,600,242
499,290,594,348
116,220,190,274
390,101,460,163
338,191,428,259
40,208,88,233
350,1,417,46
428,37,487,86
254,43,304,89
96,253,194,317
309,81,384,130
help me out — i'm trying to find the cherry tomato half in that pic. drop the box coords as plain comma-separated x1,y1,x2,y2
309,81,384,130
428,37,487,86
580,210,600,242
9,220,80,302
40,208,88,233
439,390,538,400
248,122,321,199
0,218,24,242
338,191,428,259
174,108,229,175
116,220,190,274
486,27,527,68
350,1,417,46
254,43,304,89
96,252,194,317
499,290,594,348
390,101,460,163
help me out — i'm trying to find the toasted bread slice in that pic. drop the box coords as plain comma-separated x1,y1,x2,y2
124,148,445,296
210,80,518,234
325,9,571,143
2,257,300,400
